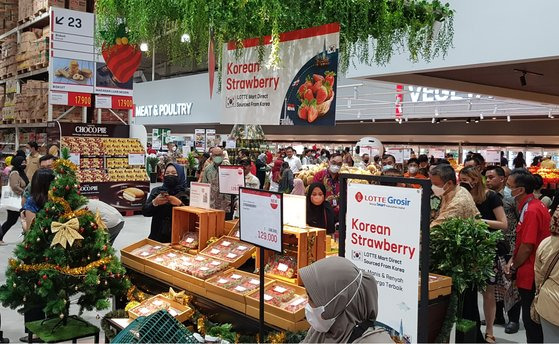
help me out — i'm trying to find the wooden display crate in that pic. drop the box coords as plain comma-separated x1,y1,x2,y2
245,306,309,332
171,206,226,253
419,273,452,300
225,219,239,238
128,295,194,323
205,268,274,313
200,236,255,268
120,238,168,273
255,225,326,285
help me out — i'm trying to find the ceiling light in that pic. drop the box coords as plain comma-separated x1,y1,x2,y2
443,118,447,121
372,118,375,123
466,118,471,124
474,118,479,123
181,33,191,43
140,43,149,52
360,120,364,123
507,115,511,122
492,117,497,120
479,113,484,120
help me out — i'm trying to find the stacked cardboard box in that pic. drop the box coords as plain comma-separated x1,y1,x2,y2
1,0,18,34
53,105,85,122
1,79,19,121
13,79,48,122
16,30,48,72
68,0,86,11
0,37,17,78
18,0,33,22
33,0,65,14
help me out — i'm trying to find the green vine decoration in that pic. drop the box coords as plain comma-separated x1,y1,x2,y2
95,0,454,75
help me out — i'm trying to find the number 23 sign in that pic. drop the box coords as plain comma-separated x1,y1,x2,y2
239,188,283,253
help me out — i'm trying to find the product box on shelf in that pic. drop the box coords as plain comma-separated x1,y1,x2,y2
205,268,274,313
144,249,194,284
420,273,452,300
246,281,309,331
171,206,226,253
199,236,255,268
256,225,327,285
120,238,169,272
68,0,86,11
128,295,194,323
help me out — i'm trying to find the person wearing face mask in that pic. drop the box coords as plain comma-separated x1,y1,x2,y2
381,154,397,172
201,147,232,218
483,165,521,333
278,162,294,193
430,164,479,228
404,158,427,189
358,153,370,170
460,166,508,343
143,163,189,243
300,256,392,343
306,183,335,234
504,169,550,343
313,153,343,220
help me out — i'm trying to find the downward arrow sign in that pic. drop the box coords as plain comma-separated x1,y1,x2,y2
55,16,63,25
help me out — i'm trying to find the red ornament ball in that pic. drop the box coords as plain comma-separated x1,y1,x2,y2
116,273,121,278
52,187,57,192
44,257,49,262
65,185,70,191
102,265,107,271
37,280,42,286
103,245,107,251
42,274,47,280
79,227,84,233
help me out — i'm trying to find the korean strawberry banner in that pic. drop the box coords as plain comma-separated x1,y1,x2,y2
221,23,339,126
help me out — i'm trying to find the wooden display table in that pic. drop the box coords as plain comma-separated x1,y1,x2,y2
25,316,99,343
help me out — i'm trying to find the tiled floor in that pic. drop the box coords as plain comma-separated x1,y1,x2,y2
0,211,528,343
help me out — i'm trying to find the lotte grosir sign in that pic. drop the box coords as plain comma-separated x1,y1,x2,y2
221,23,339,126
346,183,422,343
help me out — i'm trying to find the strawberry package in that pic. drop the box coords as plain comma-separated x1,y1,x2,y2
130,297,181,318
131,243,167,258
208,270,262,295
264,254,297,279
182,255,229,279
179,232,199,249
201,238,254,263
248,282,299,308
148,250,186,269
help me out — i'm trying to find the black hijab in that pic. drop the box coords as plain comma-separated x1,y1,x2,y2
11,156,29,185
15,149,26,158
306,182,335,234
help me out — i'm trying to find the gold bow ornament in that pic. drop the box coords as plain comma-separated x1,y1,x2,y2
50,217,84,248
95,210,107,230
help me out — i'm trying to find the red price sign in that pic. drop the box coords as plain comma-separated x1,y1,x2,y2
112,96,133,110
67,92,92,107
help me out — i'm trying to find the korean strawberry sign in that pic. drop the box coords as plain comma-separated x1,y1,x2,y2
221,23,339,126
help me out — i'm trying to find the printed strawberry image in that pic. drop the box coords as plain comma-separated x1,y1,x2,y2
303,88,314,102
307,101,319,123
294,71,335,124
316,85,328,105
298,104,308,120
101,24,142,83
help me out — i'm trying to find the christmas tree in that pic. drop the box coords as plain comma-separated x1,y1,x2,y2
0,149,130,322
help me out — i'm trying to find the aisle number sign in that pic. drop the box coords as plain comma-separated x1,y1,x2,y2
239,188,283,253
218,165,245,195
345,183,421,343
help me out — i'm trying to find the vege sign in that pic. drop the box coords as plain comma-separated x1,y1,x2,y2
135,103,193,117
407,86,490,103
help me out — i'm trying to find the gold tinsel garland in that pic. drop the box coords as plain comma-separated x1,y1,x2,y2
10,256,112,276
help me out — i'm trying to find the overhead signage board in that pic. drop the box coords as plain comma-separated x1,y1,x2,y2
345,183,422,343
221,23,339,126
49,8,96,94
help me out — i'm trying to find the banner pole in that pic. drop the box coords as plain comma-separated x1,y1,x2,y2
259,246,265,342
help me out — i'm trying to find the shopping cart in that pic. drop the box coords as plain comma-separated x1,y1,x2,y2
112,310,197,343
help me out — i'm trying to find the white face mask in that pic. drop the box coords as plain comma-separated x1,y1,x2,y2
431,184,446,197
408,166,418,174
382,164,393,171
305,271,363,333
329,165,341,174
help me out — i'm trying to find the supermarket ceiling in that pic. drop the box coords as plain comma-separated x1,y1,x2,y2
335,75,559,122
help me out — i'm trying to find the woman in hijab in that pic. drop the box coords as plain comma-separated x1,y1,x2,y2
0,156,28,244
291,178,306,196
307,182,336,234
143,163,189,242
268,159,284,192
300,256,392,343
278,161,294,193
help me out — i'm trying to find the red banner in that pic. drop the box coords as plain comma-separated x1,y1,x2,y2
111,96,134,110
395,84,403,118
67,92,92,107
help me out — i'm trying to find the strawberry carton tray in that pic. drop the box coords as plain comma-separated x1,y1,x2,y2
246,281,308,322
171,255,229,297
128,295,193,323
200,236,255,268
205,269,274,303
121,238,169,272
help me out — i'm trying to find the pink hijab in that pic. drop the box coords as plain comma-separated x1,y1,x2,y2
291,178,305,196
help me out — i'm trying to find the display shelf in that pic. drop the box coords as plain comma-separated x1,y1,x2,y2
0,122,48,129
0,10,50,41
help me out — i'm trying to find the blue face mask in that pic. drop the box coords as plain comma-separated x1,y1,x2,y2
503,186,512,198
382,164,393,171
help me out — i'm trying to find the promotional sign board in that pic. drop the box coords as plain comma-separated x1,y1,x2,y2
221,23,339,126
239,188,283,253
194,129,206,152
50,91,92,107
190,182,211,209
282,194,306,228
218,165,245,195
94,54,134,96
481,149,500,163
428,148,445,160
385,148,405,164
205,129,218,149
95,95,133,109
345,183,422,343
49,8,96,94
